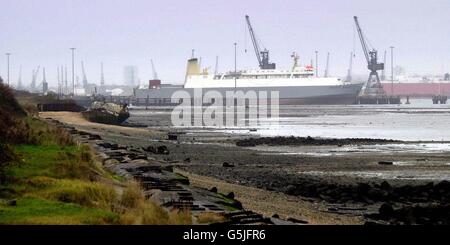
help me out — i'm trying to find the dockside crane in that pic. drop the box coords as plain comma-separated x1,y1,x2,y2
30,66,40,91
81,61,88,89
245,15,276,70
17,66,22,89
346,52,353,83
42,68,48,94
353,16,385,95
151,59,158,80
100,62,105,86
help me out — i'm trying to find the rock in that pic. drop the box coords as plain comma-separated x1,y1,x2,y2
157,145,170,155
379,203,394,217
357,183,371,195
380,181,391,190
7,199,17,206
226,192,235,199
272,214,280,219
210,187,218,193
184,157,191,163
284,185,297,195
222,162,235,168
88,134,102,140
435,180,450,191
142,146,156,153
143,145,169,155
378,161,393,165
287,217,308,224
168,133,178,141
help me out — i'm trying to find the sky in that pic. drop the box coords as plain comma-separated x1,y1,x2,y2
1,0,450,87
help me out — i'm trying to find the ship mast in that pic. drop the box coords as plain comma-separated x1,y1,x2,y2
324,52,330,77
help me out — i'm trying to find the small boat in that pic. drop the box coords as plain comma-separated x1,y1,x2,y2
82,101,130,125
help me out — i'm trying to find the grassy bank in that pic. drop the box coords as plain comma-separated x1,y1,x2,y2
0,83,191,224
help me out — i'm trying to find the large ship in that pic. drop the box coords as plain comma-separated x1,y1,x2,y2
134,15,363,105
134,57,362,105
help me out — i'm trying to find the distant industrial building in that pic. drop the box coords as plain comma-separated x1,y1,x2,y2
123,66,138,86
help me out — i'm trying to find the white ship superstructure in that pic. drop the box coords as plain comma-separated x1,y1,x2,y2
185,62,347,89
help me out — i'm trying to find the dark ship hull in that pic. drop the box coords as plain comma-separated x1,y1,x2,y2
82,110,130,125
82,102,130,125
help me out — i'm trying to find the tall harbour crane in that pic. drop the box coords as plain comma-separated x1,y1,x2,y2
245,15,276,70
42,68,48,93
354,16,385,95
17,66,22,89
100,62,105,86
30,66,40,90
81,61,88,89
151,59,158,80
346,52,353,83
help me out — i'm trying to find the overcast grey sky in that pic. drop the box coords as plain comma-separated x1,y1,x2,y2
1,0,449,87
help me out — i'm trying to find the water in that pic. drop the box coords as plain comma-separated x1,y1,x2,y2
299,170,450,181
225,99,450,141
129,98,450,142
128,99,450,181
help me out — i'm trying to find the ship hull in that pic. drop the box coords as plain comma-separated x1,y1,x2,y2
134,83,363,105
82,110,130,125
381,82,450,97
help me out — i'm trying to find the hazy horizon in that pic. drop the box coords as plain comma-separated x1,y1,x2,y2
1,0,449,87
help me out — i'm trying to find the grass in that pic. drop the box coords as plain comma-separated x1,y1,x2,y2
116,181,192,225
0,145,191,225
1,87,191,225
196,212,227,224
0,197,118,225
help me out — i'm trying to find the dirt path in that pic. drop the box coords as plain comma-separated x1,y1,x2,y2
39,112,165,138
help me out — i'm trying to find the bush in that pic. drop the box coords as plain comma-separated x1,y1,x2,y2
0,82,26,117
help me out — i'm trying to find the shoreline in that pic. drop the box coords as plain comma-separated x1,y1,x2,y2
40,111,364,224
40,111,450,225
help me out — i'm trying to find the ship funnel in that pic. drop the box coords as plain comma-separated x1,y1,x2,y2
185,58,201,77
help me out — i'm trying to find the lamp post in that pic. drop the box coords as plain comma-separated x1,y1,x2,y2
315,50,318,77
6,53,11,86
390,46,394,95
234,42,237,89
